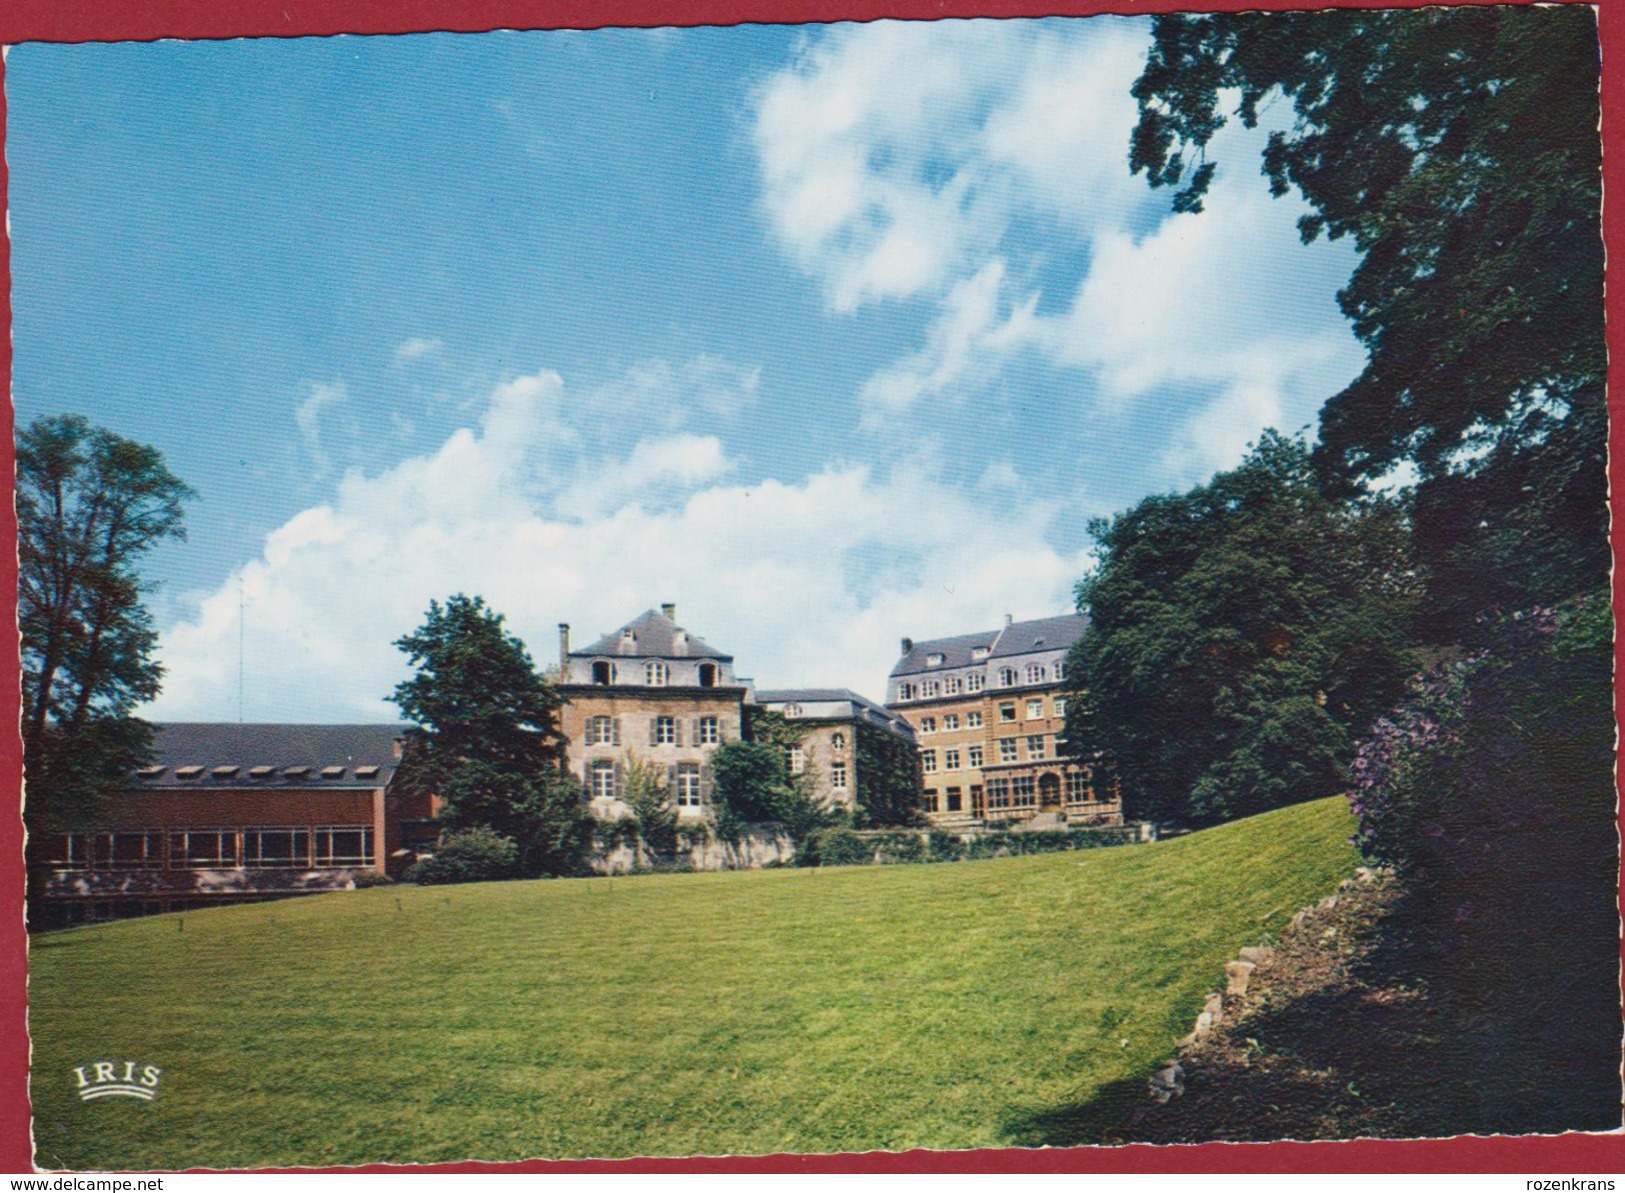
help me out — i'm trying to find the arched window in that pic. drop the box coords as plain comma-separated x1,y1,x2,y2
1054,659,1065,680
1026,663,1046,684
646,661,669,686
698,663,717,688
944,676,962,695
966,672,984,692
784,703,804,718
831,731,846,752
898,682,916,701
591,661,614,685
922,679,940,698
998,667,1017,687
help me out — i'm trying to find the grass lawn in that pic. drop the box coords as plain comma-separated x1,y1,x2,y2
29,797,1357,1168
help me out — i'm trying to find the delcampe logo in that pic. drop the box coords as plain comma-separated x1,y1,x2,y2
73,1060,161,1102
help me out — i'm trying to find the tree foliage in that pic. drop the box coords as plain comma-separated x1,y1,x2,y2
1130,6,1605,638
1063,433,1420,825
391,595,592,876
620,752,681,862
18,415,192,832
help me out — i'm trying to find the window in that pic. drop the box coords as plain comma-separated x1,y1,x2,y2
830,731,846,752
926,652,945,666
946,788,962,812
676,763,702,807
999,703,1017,722
944,676,962,695
1027,699,1045,720
971,646,991,661
1066,770,1093,801
42,833,92,870
652,716,679,745
591,661,614,685
830,763,848,791
168,829,235,869
314,827,372,868
1027,734,1046,760
966,672,984,692
243,827,310,868
923,790,940,813
966,711,983,729
789,746,806,775
1053,698,1067,719
698,716,720,745
943,714,959,730
898,682,916,701
586,715,616,745
987,778,1010,809
921,749,938,773
590,761,617,799
919,717,936,734
922,679,940,698
998,667,1017,687
101,830,164,870
1012,776,1036,807
646,661,669,686
967,744,984,768
999,738,1019,763
784,703,804,718
699,663,718,687
944,748,961,770
1026,663,1046,684
1054,659,1065,680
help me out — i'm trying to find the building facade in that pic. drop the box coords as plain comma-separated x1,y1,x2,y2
30,723,433,926
885,613,1122,827
555,604,751,822
753,689,919,820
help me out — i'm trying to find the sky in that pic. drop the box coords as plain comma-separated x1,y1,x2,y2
7,17,1366,721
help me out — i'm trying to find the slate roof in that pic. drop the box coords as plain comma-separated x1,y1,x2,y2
891,613,1089,677
755,688,916,738
134,723,406,789
571,609,732,661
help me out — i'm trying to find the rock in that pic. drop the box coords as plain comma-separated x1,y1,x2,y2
1339,878,1354,891
1225,959,1257,996
1355,866,1376,884
1192,1010,1214,1040
1203,992,1224,1020
1290,909,1309,931
1318,894,1338,910
1148,1062,1186,1104
1238,945,1274,966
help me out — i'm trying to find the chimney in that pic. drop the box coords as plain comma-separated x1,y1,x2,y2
661,602,677,621
900,637,914,656
1004,613,1013,628
558,623,570,665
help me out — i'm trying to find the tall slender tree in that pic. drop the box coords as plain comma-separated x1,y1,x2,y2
18,415,192,832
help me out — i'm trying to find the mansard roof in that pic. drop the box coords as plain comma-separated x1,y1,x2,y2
754,688,916,740
891,613,1089,678
133,723,406,789
571,608,732,661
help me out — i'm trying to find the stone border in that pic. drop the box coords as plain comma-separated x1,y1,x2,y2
1144,864,1387,1107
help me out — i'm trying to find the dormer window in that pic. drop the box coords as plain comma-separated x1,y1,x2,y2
698,663,717,688
591,661,614,685
784,703,803,718
998,667,1018,687
926,652,945,667
971,646,990,661
646,661,669,686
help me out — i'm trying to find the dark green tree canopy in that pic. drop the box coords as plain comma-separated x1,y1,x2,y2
1063,433,1420,826
391,595,590,877
1130,6,1605,634
18,414,192,831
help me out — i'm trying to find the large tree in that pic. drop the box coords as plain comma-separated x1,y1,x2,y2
18,415,192,832
1063,433,1420,826
1129,5,1605,640
391,594,592,877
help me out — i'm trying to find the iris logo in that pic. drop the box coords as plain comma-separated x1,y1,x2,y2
73,1061,161,1102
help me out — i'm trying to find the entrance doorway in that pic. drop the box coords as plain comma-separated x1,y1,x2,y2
1038,772,1061,810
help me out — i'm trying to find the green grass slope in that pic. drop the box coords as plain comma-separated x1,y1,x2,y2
29,797,1357,1168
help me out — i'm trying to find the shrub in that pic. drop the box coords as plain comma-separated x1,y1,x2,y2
350,870,394,888
815,826,872,867
928,830,963,862
407,826,520,885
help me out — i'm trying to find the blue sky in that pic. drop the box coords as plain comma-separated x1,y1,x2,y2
8,17,1365,719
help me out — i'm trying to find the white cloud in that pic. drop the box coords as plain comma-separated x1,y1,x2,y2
753,17,1366,480
294,380,346,470
588,355,762,430
150,372,1088,722
393,336,444,362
